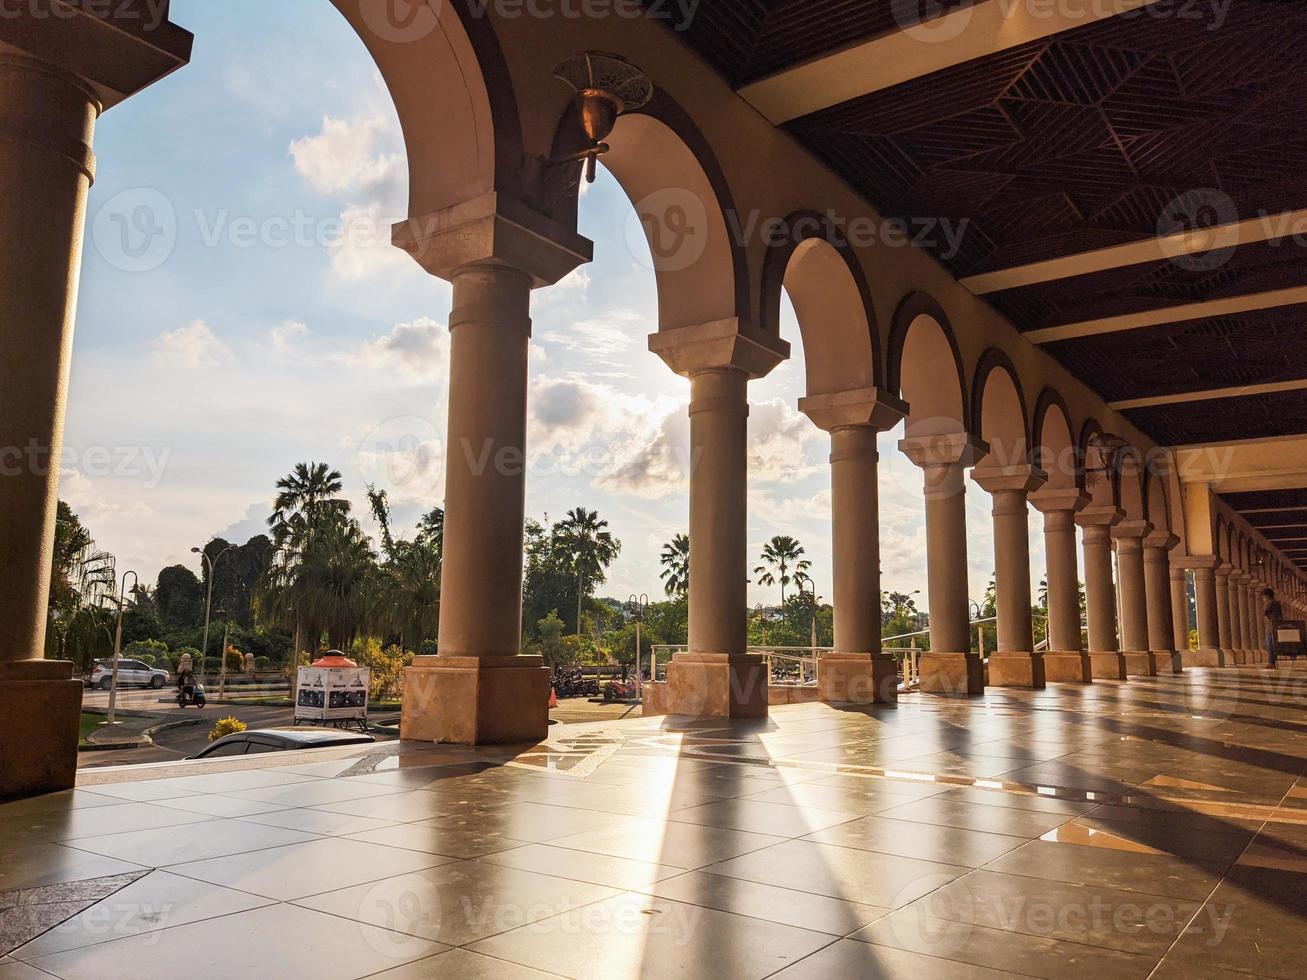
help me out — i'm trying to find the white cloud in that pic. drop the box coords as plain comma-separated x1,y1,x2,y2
268,320,309,352
290,114,402,199
746,399,824,483
540,309,643,367
348,317,450,382
150,320,232,370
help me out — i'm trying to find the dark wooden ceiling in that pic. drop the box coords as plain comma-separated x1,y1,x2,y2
652,0,1307,448
1221,489,1307,569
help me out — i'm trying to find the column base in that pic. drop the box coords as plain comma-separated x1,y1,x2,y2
0,661,81,801
657,653,768,719
1149,651,1182,675
1088,651,1127,680
987,652,1046,689
1216,649,1235,667
1043,651,1092,684
918,653,984,696
818,652,899,705
1188,648,1221,668
401,656,550,745
1121,650,1156,677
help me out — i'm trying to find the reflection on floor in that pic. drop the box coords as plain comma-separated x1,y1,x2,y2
3,664,1307,979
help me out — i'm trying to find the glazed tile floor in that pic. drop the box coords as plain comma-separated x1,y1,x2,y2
4,665,1307,979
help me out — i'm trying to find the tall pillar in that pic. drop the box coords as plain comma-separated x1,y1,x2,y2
1169,564,1191,663
900,433,987,696
1214,564,1234,667
1144,532,1181,674
1229,573,1249,665
649,320,788,718
1032,490,1091,683
974,466,1046,688
801,389,906,706
1078,508,1126,679
0,13,191,800
1192,562,1222,667
1246,578,1264,662
1113,521,1155,677
397,197,593,744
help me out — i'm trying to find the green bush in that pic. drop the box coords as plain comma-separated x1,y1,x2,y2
208,716,246,741
254,656,272,671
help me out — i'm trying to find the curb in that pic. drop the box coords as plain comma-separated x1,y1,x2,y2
81,716,208,752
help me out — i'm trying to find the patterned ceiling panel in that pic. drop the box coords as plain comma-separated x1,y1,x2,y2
1042,304,1307,402
1221,489,1307,512
988,242,1307,332
785,0,1307,278
648,0,978,86
1243,509,1307,530
1121,389,1307,447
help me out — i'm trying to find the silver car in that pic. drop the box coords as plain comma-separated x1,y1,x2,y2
89,659,170,690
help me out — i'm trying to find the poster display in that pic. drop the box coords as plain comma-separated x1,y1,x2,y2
295,664,370,726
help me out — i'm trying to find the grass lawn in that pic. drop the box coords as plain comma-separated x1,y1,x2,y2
78,713,105,746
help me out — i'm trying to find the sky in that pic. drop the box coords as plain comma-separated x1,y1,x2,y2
64,0,1054,610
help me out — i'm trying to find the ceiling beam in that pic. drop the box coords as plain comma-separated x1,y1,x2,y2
737,0,1161,125
961,210,1307,294
1108,378,1307,411
1026,287,1307,344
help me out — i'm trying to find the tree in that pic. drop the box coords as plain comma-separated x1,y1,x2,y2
268,462,351,552
754,535,810,611
45,502,117,670
557,507,621,637
156,564,204,630
659,533,690,598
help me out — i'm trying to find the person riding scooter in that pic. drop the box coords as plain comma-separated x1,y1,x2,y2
176,667,205,707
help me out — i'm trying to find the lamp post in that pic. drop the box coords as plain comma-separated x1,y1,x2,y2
628,593,649,695
107,570,138,725
218,610,231,699
192,543,235,684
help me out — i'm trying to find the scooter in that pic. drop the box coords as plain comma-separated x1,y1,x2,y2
177,683,207,708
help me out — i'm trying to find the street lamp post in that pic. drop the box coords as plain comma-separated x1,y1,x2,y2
192,543,235,684
628,593,649,696
107,570,138,725
218,613,231,699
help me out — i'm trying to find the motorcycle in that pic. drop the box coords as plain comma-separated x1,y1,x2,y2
177,683,207,708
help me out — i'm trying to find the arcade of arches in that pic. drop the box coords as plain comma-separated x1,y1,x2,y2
4,4,1307,802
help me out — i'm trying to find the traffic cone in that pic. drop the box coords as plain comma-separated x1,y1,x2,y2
549,686,558,709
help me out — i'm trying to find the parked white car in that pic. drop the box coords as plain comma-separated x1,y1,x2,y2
88,659,170,690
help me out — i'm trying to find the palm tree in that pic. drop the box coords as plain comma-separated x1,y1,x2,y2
754,535,810,610
45,501,117,668
366,487,443,648
268,462,350,552
557,507,621,636
659,533,690,598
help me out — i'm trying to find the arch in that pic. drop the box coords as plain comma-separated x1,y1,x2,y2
1144,470,1171,532
1078,419,1117,509
971,349,1031,469
595,95,748,331
1117,446,1147,521
887,293,969,438
332,0,521,218
1032,388,1078,489
1214,515,1229,562
760,212,881,396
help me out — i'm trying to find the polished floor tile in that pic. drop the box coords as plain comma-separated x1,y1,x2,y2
345,822,527,859
666,797,862,837
545,815,784,870
12,870,272,958
296,860,617,945
469,891,835,980
364,948,560,979
0,845,146,893
476,843,683,891
805,815,1028,868
60,819,317,868
768,937,1013,979
167,836,452,900
25,902,444,980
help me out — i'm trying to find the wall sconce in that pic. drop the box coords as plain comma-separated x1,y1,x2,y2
553,52,653,183
1083,432,1127,488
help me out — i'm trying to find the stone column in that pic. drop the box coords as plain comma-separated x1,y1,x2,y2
1214,564,1234,667
1031,490,1091,683
1113,521,1155,677
395,197,593,744
649,320,789,718
1144,532,1181,674
1247,578,1264,663
899,433,987,696
974,465,1047,688
1192,562,1222,667
800,389,906,706
1169,564,1191,663
1229,573,1248,665
0,0,195,799
1078,507,1126,679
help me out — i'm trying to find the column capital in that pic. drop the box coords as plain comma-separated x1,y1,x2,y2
1112,519,1153,542
648,318,789,379
1076,505,1124,530
798,387,906,432
1144,531,1180,552
0,3,192,109
898,432,988,470
1030,488,1089,515
394,192,593,287
972,464,1047,496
